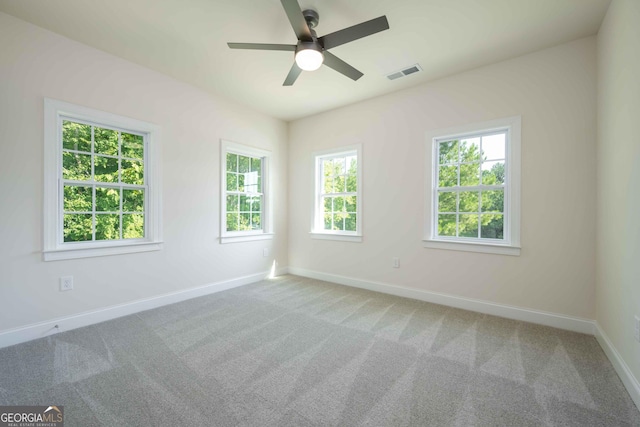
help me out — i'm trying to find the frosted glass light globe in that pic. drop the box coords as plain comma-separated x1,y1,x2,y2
295,49,324,71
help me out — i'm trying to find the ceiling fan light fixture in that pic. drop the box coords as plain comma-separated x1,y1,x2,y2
295,42,324,71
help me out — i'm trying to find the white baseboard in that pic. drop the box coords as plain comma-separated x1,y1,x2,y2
287,267,595,334
594,323,640,410
0,270,276,350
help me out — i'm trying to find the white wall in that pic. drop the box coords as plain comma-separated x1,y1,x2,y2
0,12,288,332
596,0,640,387
289,37,597,319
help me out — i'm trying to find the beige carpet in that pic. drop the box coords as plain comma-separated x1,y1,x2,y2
1,275,638,426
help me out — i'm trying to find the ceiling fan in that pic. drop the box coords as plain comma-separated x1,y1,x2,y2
227,0,389,86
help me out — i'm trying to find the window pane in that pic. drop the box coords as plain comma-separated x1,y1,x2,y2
226,194,239,212
122,133,144,159
244,171,259,193
316,151,358,235
123,214,144,239
346,155,357,175
226,153,238,173
482,161,505,185
252,214,262,230
345,196,356,213
56,108,154,249
62,121,91,152
324,213,332,230
459,214,479,237
64,185,92,212
226,173,237,192
237,173,245,192
438,214,456,236
323,174,334,194
94,155,119,183
95,214,120,240
346,173,357,192
439,140,458,164
438,191,456,213
459,163,480,186
323,197,332,213
239,213,251,230
239,195,250,212
481,214,504,239
251,157,261,175
482,190,504,213
63,214,92,242
460,137,481,163
62,152,91,180
250,196,261,212
238,155,250,173
323,159,333,178
438,165,457,188
96,187,120,212
345,213,357,231
433,126,512,244
226,213,238,231
123,189,144,212
94,127,118,156
482,133,505,160
459,191,479,213
121,160,144,185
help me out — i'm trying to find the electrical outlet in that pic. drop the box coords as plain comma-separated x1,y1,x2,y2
60,276,73,291
263,248,270,257
392,257,400,268
635,316,640,343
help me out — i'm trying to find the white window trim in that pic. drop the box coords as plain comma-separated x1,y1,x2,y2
423,116,521,256
220,140,273,244
43,98,163,261
310,144,363,242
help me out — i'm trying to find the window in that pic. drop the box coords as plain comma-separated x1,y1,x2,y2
312,145,362,242
220,140,272,243
424,117,521,255
43,99,162,261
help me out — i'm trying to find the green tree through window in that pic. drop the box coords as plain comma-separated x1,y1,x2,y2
313,146,361,238
321,154,358,232
436,131,506,240
62,120,145,242
225,152,263,232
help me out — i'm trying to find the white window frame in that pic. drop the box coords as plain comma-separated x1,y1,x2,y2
311,144,363,242
220,140,273,244
424,116,521,256
43,98,162,261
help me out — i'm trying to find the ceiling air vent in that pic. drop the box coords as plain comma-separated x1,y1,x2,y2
386,64,422,80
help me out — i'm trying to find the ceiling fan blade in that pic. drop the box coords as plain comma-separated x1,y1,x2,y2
323,51,363,81
283,63,303,86
318,16,389,50
280,0,312,41
227,43,296,51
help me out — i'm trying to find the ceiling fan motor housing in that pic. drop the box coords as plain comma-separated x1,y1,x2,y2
296,41,322,55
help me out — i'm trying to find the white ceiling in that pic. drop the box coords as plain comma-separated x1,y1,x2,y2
0,0,611,121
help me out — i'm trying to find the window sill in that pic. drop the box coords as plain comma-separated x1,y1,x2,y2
220,233,274,244
43,241,163,261
423,239,520,256
310,232,362,243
